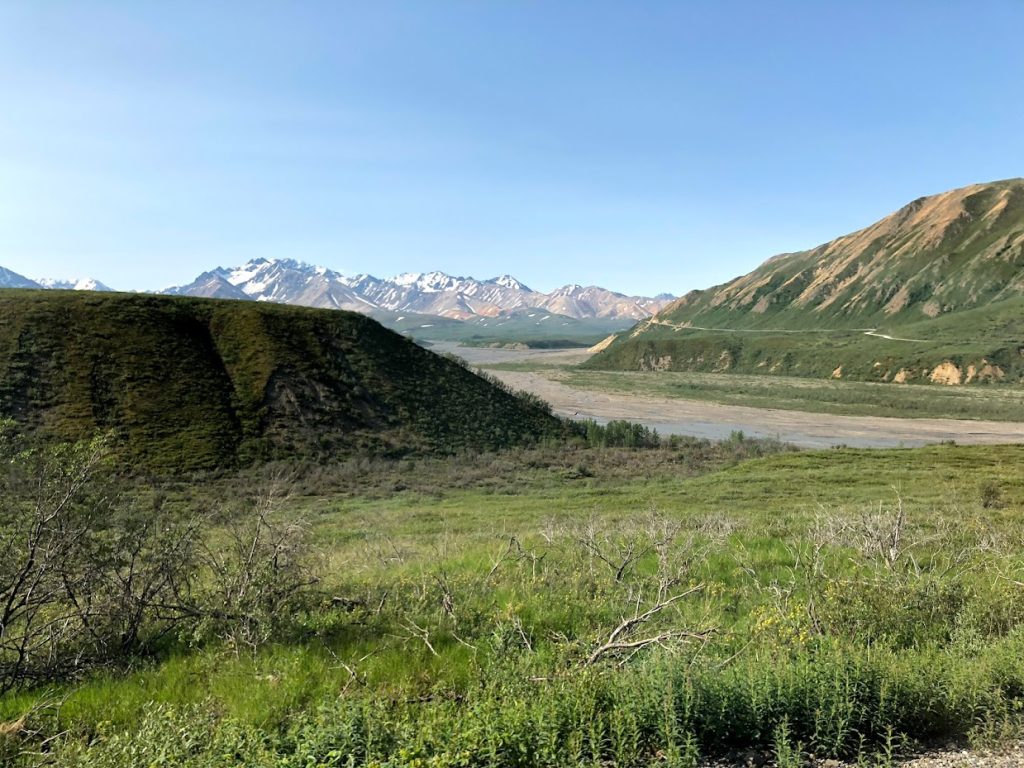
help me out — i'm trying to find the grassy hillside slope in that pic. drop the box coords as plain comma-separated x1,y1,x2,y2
0,291,563,471
588,295,1024,382
590,179,1024,382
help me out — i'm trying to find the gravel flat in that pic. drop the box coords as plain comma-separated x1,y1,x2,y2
703,744,1024,767
897,745,1024,766
431,344,1024,449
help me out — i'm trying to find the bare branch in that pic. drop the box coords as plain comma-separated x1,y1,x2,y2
585,584,707,665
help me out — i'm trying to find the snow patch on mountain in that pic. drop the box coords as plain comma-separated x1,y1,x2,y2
163,261,673,320
1,269,111,291
491,275,530,291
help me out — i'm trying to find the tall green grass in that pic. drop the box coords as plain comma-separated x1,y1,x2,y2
3,443,1024,765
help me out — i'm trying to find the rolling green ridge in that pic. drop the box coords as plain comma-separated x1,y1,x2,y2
0,290,563,471
591,179,1024,382
587,295,1024,382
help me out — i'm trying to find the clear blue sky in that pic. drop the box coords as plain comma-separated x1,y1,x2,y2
1,2,1022,295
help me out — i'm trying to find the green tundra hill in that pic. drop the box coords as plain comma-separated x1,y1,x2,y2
0,290,563,471
588,178,1024,382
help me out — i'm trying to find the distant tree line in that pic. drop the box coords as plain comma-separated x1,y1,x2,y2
576,419,662,448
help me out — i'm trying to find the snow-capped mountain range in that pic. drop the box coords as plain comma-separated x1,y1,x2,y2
0,259,673,321
163,258,673,320
37,277,113,292
0,266,112,292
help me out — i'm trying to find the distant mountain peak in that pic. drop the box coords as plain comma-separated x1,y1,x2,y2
4,258,671,323
552,283,584,296
0,266,114,292
391,271,465,293
490,274,530,291
0,266,41,289
36,277,113,292
162,261,672,321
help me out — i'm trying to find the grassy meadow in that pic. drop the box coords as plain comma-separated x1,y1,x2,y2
3,437,1024,766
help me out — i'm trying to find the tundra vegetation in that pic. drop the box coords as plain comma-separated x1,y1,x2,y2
1,418,1023,767
0,292,568,472
583,294,1024,384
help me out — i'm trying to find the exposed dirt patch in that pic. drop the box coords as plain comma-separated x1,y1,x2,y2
788,184,982,313
629,321,651,338
982,186,1013,222
929,362,963,385
979,363,1006,382
968,361,1006,384
588,334,618,354
884,283,911,314
713,350,734,372
641,354,673,372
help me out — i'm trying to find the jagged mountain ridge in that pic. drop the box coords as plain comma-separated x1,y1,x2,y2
0,266,112,292
164,259,672,320
0,260,670,321
0,267,39,289
37,277,114,292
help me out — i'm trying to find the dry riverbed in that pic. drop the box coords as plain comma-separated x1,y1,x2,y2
431,343,1024,449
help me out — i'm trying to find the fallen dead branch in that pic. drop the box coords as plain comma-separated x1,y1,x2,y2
585,583,710,666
